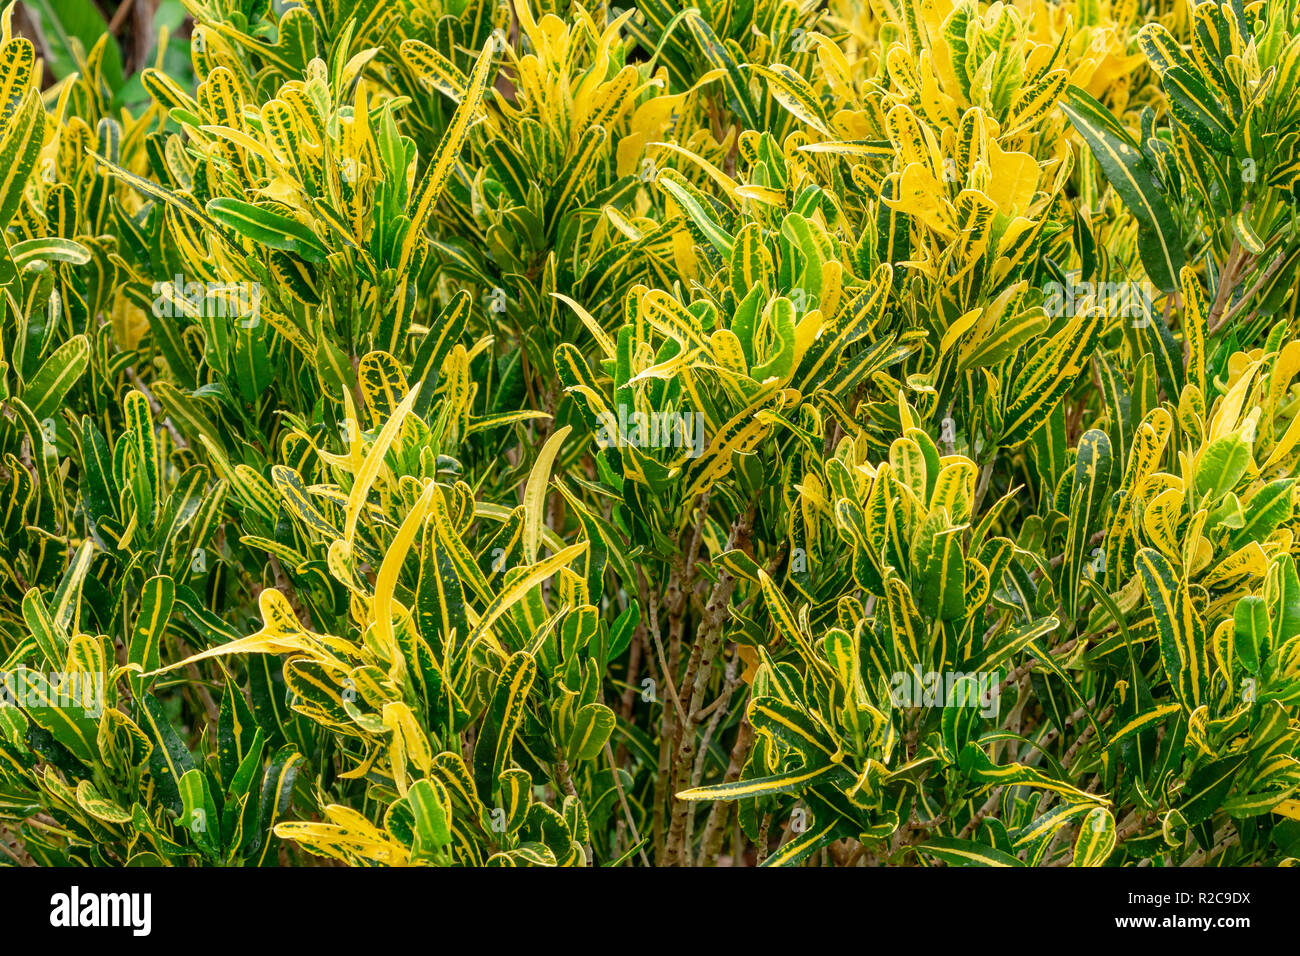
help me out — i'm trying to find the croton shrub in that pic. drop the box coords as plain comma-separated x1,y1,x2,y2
0,0,1297,867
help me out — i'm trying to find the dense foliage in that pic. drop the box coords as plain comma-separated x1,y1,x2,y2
0,0,1298,867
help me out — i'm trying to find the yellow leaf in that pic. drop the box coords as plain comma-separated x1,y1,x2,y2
885,162,955,238
940,308,983,357
523,425,570,564
984,138,1039,216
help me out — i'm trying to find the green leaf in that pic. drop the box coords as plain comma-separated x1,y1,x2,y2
139,693,198,815
8,237,92,266
1233,595,1268,676
1062,429,1112,619
915,837,1022,867
128,575,175,698
23,335,90,423
1178,754,1248,826
677,764,851,801
1136,549,1209,710
1061,87,1185,290
206,198,329,262
473,652,536,802
658,171,734,260
1195,434,1252,499
407,779,453,857
0,89,44,229
1162,66,1234,151
1071,807,1116,866
566,702,616,762
179,768,220,855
